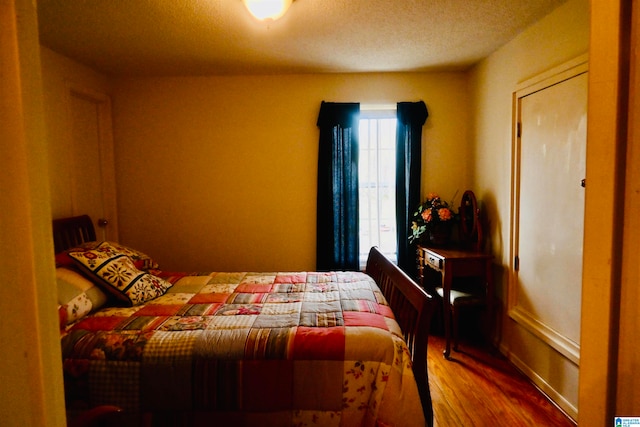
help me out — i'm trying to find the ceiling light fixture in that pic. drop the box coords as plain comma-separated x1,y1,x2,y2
243,0,293,21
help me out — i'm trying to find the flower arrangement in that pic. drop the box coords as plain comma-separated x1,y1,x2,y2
409,192,457,244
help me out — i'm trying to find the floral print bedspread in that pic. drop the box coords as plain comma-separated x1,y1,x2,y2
62,271,425,426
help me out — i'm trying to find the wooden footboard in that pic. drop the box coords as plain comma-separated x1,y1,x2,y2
366,246,434,427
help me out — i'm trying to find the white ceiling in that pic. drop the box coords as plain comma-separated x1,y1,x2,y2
37,0,568,76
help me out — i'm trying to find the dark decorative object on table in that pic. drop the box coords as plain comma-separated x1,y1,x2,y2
458,190,483,251
410,193,458,247
427,221,453,246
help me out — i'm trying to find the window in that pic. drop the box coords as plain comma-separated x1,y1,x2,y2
358,107,397,269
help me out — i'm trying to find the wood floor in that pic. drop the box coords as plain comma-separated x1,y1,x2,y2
427,334,576,427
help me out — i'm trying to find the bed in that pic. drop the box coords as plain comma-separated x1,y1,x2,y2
53,215,434,427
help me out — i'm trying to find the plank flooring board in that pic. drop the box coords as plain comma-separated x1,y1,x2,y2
427,335,576,427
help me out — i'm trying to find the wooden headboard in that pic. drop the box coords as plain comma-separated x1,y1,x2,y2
52,215,96,253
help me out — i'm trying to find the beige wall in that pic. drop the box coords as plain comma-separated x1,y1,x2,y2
468,0,589,418
110,72,470,272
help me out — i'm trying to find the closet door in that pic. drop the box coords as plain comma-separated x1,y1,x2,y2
68,87,118,241
510,56,588,363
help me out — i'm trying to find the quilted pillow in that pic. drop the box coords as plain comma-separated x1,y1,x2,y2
56,241,159,271
68,242,172,306
56,267,109,327
105,241,160,270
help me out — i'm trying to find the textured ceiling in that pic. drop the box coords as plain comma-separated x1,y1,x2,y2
37,0,568,76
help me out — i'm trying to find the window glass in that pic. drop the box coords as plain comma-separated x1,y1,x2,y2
358,109,397,269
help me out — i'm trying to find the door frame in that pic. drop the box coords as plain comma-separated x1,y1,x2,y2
508,54,589,365
67,85,119,241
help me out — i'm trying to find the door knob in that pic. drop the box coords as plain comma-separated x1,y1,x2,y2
97,218,109,227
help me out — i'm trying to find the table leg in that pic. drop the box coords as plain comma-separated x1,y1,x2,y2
485,259,494,345
442,263,453,359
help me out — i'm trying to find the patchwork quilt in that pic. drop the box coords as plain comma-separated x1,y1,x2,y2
61,270,425,427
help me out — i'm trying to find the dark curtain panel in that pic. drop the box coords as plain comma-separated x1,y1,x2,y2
396,101,429,277
316,101,360,271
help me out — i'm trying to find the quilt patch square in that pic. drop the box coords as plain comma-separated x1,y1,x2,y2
207,315,257,330
227,292,268,304
305,282,339,293
341,299,381,314
240,274,276,285
306,272,336,283
293,360,343,410
171,275,213,288
344,326,395,363
303,291,340,302
192,359,241,410
64,330,150,361
152,292,194,305
215,304,263,316
261,302,301,316
118,316,166,331
90,360,140,411
373,289,387,304
253,313,301,329
342,359,387,420
194,329,251,358
207,272,246,284
271,283,305,293
235,283,273,293
274,273,307,284
292,326,345,360
299,311,344,328
378,304,394,318
301,300,341,314
242,360,294,410
180,303,220,316
70,315,125,332
339,288,377,302
141,357,193,411
134,304,183,317
143,330,199,363
159,316,212,331
266,292,303,303
189,292,230,304
201,283,238,294
343,312,388,330
245,327,295,359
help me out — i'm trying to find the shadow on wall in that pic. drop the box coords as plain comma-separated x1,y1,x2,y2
479,190,504,346
479,190,501,258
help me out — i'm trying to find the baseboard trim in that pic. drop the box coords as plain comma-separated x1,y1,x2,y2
499,343,578,423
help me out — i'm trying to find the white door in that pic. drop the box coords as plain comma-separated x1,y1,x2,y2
68,87,118,241
510,57,588,363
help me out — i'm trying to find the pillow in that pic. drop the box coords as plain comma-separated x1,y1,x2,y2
55,241,97,268
104,241,160,270
56,267,109,327
56,241,159,271
68,242,172,306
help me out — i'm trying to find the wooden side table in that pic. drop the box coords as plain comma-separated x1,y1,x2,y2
417,245,493,359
